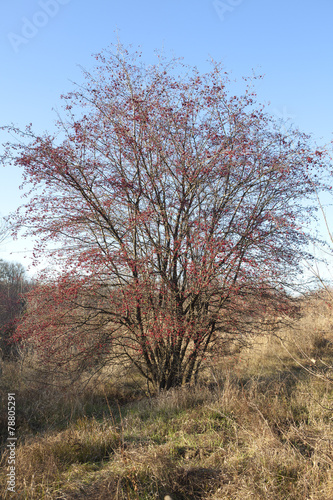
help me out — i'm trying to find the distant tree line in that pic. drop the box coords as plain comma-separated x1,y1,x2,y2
0,260,32,359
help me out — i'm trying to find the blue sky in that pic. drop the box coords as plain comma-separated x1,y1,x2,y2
1,0,333,277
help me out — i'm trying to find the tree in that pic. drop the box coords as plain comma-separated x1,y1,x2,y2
0,217,10,245
2,45,329,389
0,260,30,358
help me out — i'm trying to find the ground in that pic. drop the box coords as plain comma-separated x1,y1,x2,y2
1,292,333,499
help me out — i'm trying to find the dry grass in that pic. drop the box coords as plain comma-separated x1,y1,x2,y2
1,291,333,499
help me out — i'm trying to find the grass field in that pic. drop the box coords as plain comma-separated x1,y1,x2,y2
1,291,333,499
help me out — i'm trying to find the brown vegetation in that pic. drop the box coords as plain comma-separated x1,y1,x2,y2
1,291,333,499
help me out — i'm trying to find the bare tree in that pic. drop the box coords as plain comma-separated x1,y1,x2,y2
2,45,329,389
0,260,30,358
0,217,10,245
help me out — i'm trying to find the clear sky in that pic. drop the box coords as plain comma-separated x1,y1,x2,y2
1,0,333,278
